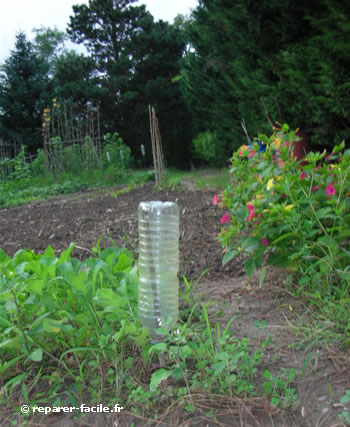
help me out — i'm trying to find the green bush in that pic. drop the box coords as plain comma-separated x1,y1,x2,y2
192,131,225,166
215,125,350,336
103,132,132,171
28,149,45,176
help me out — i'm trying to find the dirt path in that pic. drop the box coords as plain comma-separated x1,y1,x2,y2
0,182,349,426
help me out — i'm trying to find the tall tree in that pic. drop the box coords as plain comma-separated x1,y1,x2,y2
181,0,350,158
68,0,191,166
32,26,67,64
53,51,104,110
0,32,52,150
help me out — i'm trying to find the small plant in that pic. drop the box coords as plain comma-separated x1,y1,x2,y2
263,368,298,408
103,132,132,171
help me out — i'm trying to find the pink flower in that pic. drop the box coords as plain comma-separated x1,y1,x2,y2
281,193,287,199
213,194,219,206
312,185,320,192
221,213,231,224
249,150,256,159
262,238,269,247
325,152,334,161
315,165,321,171
325,182,336,196
247,204,255,221
300,171,307,180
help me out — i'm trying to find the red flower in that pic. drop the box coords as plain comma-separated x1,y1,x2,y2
213,194,219,206
247,204,255,221
312,185,320,192
300,171,307,180
325,182,336,196
281,193,287,199
315,165,321,171
325,152,334,161
221,213,231,224
262,238,269,246
249,150,256,159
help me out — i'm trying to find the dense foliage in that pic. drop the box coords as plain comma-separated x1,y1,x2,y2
216,126,350,338
181,0,350,159
0,33,52,149
0,241,300,412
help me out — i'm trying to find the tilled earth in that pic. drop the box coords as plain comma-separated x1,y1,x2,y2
0,182,349,426
0,183,239,281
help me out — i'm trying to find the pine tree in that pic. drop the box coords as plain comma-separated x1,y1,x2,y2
0,32,52,150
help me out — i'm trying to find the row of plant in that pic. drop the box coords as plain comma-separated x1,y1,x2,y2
0,137,156,209
215,125,350,341
0,241,302,421
0,132,133,181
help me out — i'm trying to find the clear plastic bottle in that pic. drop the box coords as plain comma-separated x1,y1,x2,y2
138,201,179,341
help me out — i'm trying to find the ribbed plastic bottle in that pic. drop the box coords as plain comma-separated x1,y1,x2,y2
138,201,179,341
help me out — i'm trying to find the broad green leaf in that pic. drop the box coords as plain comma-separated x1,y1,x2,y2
267,253,290,268
222,248,239,266
316,207,333,220
96,288,128,308
150,368,172,392
148,342,167,354
25,261,42,277
115,252,132,272
29,348,43,362
43,318,63,333
73,313,91,326
27,279,45,295
242,236,260,253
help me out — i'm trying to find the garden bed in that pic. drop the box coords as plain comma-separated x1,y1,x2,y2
0,182,349,426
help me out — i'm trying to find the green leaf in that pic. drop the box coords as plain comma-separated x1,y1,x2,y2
271,396,280,407
115,252,131,272
150,368,172,392
267,253,290,268
242,237,260,253
27,279,45,295
264,370,272,379
316,207,333,220
259,267,266,287
244,257,256,277
148,342,167,354
42,318,63,333
222,248,239,266
29,348,43,362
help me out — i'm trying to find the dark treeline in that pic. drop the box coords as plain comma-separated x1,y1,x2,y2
0,0,349,168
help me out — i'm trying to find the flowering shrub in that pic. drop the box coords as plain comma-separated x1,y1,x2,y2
216,125,350,334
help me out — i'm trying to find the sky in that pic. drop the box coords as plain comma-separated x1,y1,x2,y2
0,0,198,62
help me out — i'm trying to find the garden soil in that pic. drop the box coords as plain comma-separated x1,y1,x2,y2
0,182,349,427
